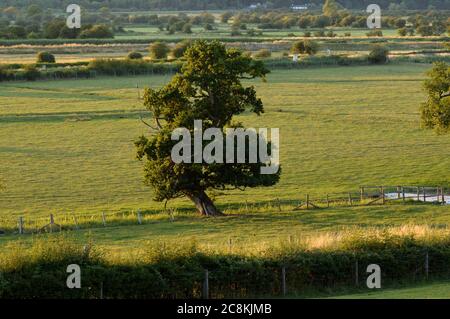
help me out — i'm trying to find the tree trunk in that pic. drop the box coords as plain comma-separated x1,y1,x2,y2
187,191,224,216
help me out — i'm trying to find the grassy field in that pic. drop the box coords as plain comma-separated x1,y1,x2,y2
2,63,450,217
331,281,450,299
1,58,450,298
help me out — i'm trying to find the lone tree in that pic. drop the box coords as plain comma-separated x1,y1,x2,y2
291,40,319,56
420,62,450,133
135,40,280,216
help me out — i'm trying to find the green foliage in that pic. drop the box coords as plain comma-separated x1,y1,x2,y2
420,62,450,133
149,41,170,60
368,45,390,64
171,40,192,59
127,51,143,60
1,231,450,298
135,40,279,215
253,49,272,59
291,40,319,55
36,51,55,63
79,25,114,39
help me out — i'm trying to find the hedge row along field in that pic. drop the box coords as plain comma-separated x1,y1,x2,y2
1,226,449,298
1,54,450,82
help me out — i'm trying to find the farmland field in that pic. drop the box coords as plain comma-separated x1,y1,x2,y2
1,63,450,217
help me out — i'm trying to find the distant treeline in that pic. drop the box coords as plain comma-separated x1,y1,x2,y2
1,0,450,10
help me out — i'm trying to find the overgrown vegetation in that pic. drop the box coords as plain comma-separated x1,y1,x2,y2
0,226,449,298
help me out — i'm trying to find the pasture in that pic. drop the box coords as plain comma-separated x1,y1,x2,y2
1,63,450,218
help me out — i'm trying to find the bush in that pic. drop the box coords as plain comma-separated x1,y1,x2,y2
171,40,192,59
149,42,169,60
291,40,319,56
253,49,272,59
368,45,389,64
182,23,192,34
22,65,40,81
314,30,325,37
127,52,143,60
397,28,407,37
303,31,311,37
79,25,114,39
37,51,55,63
366,29,383,37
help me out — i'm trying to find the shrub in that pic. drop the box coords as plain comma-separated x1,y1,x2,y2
79,25,114,38
291,40,319,56
303,31,311,37
314,30,325,37
22,65,40,81
253,49,272,59
127,52,143,60
149,42,169,60
366,29,383,37
182,23,192,34
397,28,407,36
37,51,55,63
368,45,389,64
171,40,192,59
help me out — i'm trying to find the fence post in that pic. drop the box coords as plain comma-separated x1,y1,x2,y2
306,194,310,209
402,186,405,202
73,213,79,230
276,198,281,212
348,193,353,206
202,270,209,299
137,210,142,225
417,187,420,201
49,214,54,233
397,186,401,199
425,251,429,280
102,212,106,227
441,187,445,204
423,187,427,202
18,216,24,235
326,194,330,208
281,267,287,296
381,186,385,205
360,187,364,203
436,187,440,203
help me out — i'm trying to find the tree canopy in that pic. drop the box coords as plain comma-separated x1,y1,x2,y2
420,62,450,133
135,40,280,216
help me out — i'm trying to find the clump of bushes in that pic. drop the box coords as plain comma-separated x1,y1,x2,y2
37,51,55,63
171,40,192,59
368,45,390,64
253,49,272,59
149,41,170,60
291,40,319,56
127,52,143,60
366,29,383,37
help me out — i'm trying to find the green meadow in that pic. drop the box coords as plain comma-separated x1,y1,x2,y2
1,63,449,218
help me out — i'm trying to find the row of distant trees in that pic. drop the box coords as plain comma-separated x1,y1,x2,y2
0,3,448,39
1,0,449,10
0,5,113,39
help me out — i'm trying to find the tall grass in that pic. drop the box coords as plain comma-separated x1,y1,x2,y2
1,226,449,298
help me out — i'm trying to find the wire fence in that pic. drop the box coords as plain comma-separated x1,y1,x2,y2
0,185,449,235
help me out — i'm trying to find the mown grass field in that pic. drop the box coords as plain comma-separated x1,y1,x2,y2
1,63,450,217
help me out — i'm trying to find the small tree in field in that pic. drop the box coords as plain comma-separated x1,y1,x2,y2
149,41,169,60
291,40,319,56
127,51,143,60
368,45,389,64
37,51,55,63
135,41,280,216
420,62,450,133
